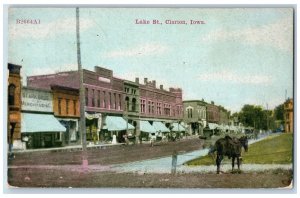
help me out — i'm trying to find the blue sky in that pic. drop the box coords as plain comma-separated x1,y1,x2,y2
8,8,294,112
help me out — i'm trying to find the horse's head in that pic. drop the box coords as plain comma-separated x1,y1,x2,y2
239,136,248,152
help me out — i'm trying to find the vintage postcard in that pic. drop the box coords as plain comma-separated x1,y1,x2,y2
5,6,294,191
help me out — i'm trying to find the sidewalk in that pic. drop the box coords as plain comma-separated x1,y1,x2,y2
11,135,201,154
11,142,126,153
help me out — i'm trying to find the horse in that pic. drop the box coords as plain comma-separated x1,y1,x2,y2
209,135,248,174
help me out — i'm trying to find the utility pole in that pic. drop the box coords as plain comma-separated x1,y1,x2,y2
76,7,88,170
266,103,269,130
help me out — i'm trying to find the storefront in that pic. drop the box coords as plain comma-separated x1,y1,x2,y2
139,120,156,142
21,87,66,149
21,113,66,148
152,121,170,141
85,112,101,143
170,122,186,139
101,116,134,143
58,118,78,145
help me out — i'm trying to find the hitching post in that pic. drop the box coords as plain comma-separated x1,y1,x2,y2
171,151,178,174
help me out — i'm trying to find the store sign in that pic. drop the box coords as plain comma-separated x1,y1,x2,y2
98,77,111,83
22,88,53,112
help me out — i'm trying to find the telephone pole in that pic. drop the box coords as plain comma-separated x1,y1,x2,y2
76,7,88,170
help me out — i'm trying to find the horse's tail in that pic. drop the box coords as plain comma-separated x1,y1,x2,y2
208,145,216,154
208,145,217,161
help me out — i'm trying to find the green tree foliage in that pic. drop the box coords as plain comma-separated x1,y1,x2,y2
274,104,284,121
238,104,272,130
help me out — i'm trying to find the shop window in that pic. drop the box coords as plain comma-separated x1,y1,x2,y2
8,84,16,106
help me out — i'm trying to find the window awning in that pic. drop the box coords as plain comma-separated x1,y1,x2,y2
21,113,66,133
208,123,219,130
152,121,170,133
171,123,185,132
104,116,134,131
140,120,156,133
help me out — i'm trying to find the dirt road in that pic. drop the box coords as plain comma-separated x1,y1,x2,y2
8,138,204,166
7,167,292,188
6,137,293,189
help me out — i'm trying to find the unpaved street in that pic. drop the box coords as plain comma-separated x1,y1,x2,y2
8,138,204,166
7,167,292,188
6,137,293,189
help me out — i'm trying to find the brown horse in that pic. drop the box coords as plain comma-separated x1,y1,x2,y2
210,135,248,174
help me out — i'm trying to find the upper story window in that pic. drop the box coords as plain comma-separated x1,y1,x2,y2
8,84,16,106
109,92,112,109
157,103,162,115
73,100,77,115
118,94,122,110
66,99,70,115
140,99,146,113
85,88,88,106
97,90,101,107
103,91,106,108
151,101,155,114
125,97,129,111
58,98,62,115
132,98,137,112
148,101,151,114
114,93,117,109
187,108,193,118
131,89,137,95
91,89,95,107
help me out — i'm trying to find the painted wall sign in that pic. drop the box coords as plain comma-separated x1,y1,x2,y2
21,88,53,112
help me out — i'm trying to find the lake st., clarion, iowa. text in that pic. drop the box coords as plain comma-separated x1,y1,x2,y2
135,19,205,25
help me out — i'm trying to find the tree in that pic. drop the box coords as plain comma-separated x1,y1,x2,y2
239,104,267,130
274,104,284,121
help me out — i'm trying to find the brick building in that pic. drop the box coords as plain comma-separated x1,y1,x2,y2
183,100,207,135
138,78,184,140
206,101,220,124
21,87,66,149
124,80,140,140
27,66,130,143
51,85,80,145
139,78,183,120
8,63,22,149
27,66,184,143
219,106,230,125
284,98,293,133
